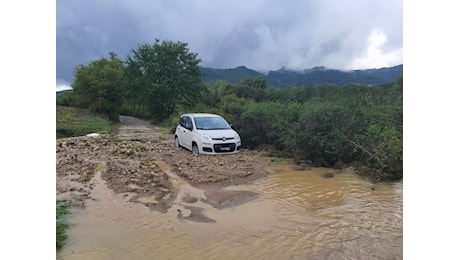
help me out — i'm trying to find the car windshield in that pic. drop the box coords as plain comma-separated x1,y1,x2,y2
194,116,231,130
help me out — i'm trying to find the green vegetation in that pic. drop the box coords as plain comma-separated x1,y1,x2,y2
58,39,203,123
70,52,125,122
204,77,401,180
193,76,403,181
56,38,402,181
124,39,204,122
56,106,115,139
56,203,70,250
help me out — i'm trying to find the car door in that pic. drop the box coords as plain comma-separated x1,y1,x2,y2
178,116,193,150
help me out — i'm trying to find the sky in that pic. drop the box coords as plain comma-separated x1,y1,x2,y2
56,0,403,91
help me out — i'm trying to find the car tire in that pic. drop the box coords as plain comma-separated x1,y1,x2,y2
175,136,181,148
192,143,199,156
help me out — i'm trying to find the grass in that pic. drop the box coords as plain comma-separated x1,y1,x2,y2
56,203,70,251
56,106,115,139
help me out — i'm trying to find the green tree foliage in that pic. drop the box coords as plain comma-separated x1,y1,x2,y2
124,39,203,121
392,75,403,94
200,80,229,109
285,100,366,166
347,81,403,179
209,78,402,180
239,102,289,149
71,52,125,121
223,76,268,101
218,94,253,125
56,91,78,107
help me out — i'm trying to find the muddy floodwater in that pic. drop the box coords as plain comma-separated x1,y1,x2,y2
58,161,402,260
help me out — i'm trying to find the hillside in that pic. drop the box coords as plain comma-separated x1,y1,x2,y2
200,66,263,84
201,64,403,87
58,64,403,94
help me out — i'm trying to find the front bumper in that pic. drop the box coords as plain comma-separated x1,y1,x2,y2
200,140,241,154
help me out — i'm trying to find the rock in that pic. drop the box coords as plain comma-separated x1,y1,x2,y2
323,172,334,178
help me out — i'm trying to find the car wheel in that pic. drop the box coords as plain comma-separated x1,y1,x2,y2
175,136,181,148
192,143,199,156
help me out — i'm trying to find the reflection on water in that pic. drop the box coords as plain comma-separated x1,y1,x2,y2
58,161,402,260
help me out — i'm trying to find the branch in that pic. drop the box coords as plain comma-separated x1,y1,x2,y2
348,139,382,163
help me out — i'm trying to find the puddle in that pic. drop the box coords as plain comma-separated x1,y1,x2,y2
58,160,402,260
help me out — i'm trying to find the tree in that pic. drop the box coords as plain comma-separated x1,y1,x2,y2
71,52,125,121
125,39,203,121
222,76,268,102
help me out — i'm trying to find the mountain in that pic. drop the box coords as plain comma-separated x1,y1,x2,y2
57,65,403,94
200,66,264,84
201,64,403,87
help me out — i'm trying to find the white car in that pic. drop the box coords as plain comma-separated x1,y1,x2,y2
174,113,241,155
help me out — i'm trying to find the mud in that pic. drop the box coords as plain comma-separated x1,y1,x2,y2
56,115,268,219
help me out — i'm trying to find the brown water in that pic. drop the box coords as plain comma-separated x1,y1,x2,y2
58,161,402,260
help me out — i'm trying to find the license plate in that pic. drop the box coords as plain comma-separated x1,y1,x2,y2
221,147,230,151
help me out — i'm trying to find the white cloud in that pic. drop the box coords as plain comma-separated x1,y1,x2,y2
56,79,72,92
348,29,403,69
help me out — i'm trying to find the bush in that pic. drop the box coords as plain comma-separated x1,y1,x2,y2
238,102,286,149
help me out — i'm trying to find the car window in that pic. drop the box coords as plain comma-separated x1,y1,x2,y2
179,116,193,130
185,117,193,130
194,117,231,130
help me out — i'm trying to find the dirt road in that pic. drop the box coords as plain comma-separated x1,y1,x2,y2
56,115,267,221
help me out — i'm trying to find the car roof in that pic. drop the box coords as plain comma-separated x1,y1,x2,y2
181,113,222,118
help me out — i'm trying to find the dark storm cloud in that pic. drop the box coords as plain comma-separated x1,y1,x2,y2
56,0,402,88
57,1,144,82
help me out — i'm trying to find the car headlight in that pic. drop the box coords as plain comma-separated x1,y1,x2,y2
234,134,241,140
202,135,212,141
